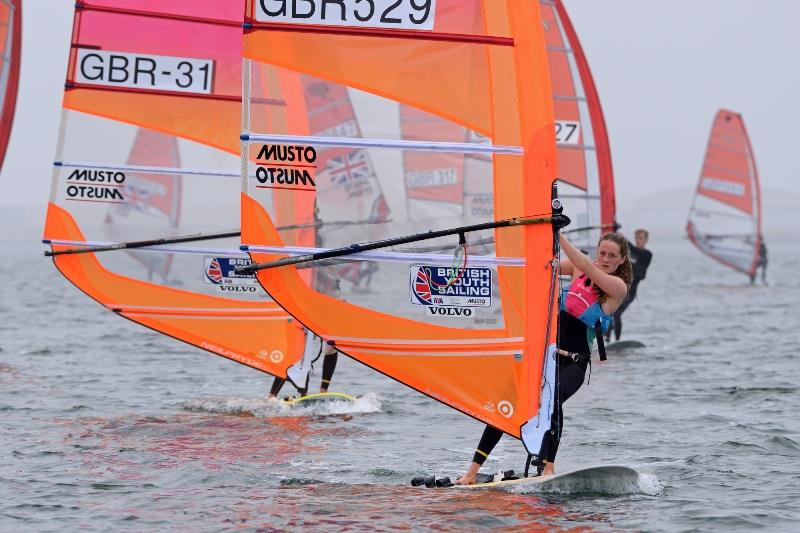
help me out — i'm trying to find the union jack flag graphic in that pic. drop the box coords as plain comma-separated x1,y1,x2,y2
412,267,433,305
206,258,223,284
325,149,372,186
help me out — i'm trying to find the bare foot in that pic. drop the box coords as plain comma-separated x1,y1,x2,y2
541,462,555,476
455,473,476,485
456,462,480,485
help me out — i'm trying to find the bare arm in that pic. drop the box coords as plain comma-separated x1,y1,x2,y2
559,234,627,302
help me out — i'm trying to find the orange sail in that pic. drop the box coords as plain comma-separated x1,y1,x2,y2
239,1,563,453
42,2,307,377
540,0,616,248
0,0,20,172
687,109,762,276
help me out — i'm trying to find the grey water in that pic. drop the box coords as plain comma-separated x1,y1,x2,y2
2,231,799,532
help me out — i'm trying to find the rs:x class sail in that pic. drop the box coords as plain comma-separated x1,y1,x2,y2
42,1,310,379
687,109,763,278
239,0,565,457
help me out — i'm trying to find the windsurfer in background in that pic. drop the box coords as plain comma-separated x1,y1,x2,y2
267,341,339,399
608,228,652,341
456,233,631,483
752,237,767,285
268,202,341,399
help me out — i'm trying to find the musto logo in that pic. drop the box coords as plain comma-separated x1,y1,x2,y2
497,400,514,418
410,265,492,318
204,257,260,293
255,144,317,192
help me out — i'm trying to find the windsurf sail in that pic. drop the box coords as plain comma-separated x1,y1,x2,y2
686,109,762,277
540,0,615,250
240,1,564,454
42,2,308,378
0,0,21,172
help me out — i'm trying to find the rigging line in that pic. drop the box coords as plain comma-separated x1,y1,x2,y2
237,214,571,274
242,133,523,156
54,161,240,178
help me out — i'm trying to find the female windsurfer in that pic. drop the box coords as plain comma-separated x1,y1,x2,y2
456,232,632,484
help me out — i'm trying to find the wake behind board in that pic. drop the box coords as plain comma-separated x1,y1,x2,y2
605,340,646,352
413,465,640,494
281,392,356,407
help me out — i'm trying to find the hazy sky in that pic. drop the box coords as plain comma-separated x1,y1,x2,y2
1,1,798,211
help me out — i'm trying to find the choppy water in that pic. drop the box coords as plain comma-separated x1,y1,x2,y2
2,233,799,532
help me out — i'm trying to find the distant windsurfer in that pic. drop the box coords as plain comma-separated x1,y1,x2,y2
456,233,631,483
608,228,652,341
268,342,339,399
752,237,767,285
269,204,342,400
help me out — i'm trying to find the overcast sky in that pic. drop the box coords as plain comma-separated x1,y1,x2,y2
2,1,798,211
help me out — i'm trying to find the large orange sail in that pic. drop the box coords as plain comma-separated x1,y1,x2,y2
540,0,615,249
239,1,563,454
42,1,307,377
687,109,762,276
0,0,20,172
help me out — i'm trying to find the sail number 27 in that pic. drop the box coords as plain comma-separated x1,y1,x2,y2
75,50,214,95
257,0,437,31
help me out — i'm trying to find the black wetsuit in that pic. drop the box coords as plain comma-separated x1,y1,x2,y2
471,310,593,468
270,213,340,397
754,242,767,284
611,241,652,341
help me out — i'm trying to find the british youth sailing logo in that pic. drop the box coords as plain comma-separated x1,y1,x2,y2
410,265,492,317
204,257,260,293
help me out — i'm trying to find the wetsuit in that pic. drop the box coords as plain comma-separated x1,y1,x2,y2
753,242,767,284
611,241,651,341
470,275,613,468
269,347,338,397
269,213,341,398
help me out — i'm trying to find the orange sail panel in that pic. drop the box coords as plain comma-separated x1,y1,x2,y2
240,1,560,451
0,0,21,172
541,0,615,246
42,2,307,377
687,109,762,276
